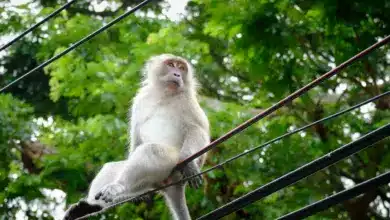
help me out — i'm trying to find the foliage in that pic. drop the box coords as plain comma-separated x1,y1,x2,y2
0,0,389,219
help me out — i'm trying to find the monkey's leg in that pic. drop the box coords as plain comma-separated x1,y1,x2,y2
95,143,180,203
163,183,191,220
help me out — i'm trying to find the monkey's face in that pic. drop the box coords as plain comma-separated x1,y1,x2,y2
158,58,188,92
144,54,195,93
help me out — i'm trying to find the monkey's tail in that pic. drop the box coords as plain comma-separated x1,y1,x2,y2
63,199,103,220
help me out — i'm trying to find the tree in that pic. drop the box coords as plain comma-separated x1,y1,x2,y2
0,0,389,219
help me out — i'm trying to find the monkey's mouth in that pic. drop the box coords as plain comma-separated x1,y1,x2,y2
166,80,181,87
166,80,182,92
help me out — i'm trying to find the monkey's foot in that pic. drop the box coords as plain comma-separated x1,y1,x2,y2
95,183,126,203
181,162,203,189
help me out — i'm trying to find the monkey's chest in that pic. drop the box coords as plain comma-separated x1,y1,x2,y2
139,110,184,148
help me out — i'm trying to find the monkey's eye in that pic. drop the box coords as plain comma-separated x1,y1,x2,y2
167,62,174,67
179,66,186,71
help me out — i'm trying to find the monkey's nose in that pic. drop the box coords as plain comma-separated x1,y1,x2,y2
173,73,181,77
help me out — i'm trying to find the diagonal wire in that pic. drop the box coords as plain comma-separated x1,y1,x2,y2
175,35,390,171
181,91,390,183
198,124,390,219
75,91,390,220
0,0,76,52
277,170,390,220
0,0,155,93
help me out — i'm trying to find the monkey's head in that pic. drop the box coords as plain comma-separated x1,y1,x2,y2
143,54,196,94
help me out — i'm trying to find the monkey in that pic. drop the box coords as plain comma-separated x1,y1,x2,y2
63,54,210,220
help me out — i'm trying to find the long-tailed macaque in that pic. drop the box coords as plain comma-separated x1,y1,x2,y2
63,54,210,220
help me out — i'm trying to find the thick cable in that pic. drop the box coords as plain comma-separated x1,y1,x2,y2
76,91,390,219
197,124,390,219
0,0,155,92
277,170,390,220
0,0,76,52
176,35,390,170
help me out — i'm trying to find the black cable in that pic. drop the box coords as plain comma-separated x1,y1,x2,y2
0,0,76,52
0,0,155,92
76,92,390,220
277,170,390,220
197,124,390,219
193,91,390,179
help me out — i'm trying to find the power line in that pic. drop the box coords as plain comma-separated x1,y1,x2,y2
277,170,390,220
185,91,390,184
75,91,390,219
0,0,76,52
176,35,390,171
0,0,155,93
197,124,390,219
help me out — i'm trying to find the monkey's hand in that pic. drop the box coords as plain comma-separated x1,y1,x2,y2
180,161,203,188
95,183,126,203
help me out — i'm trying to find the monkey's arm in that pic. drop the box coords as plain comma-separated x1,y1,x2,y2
129,101,142,152
179,126,209,188
130,124,142,152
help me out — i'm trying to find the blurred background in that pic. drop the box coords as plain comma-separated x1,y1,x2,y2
0,0,389,219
